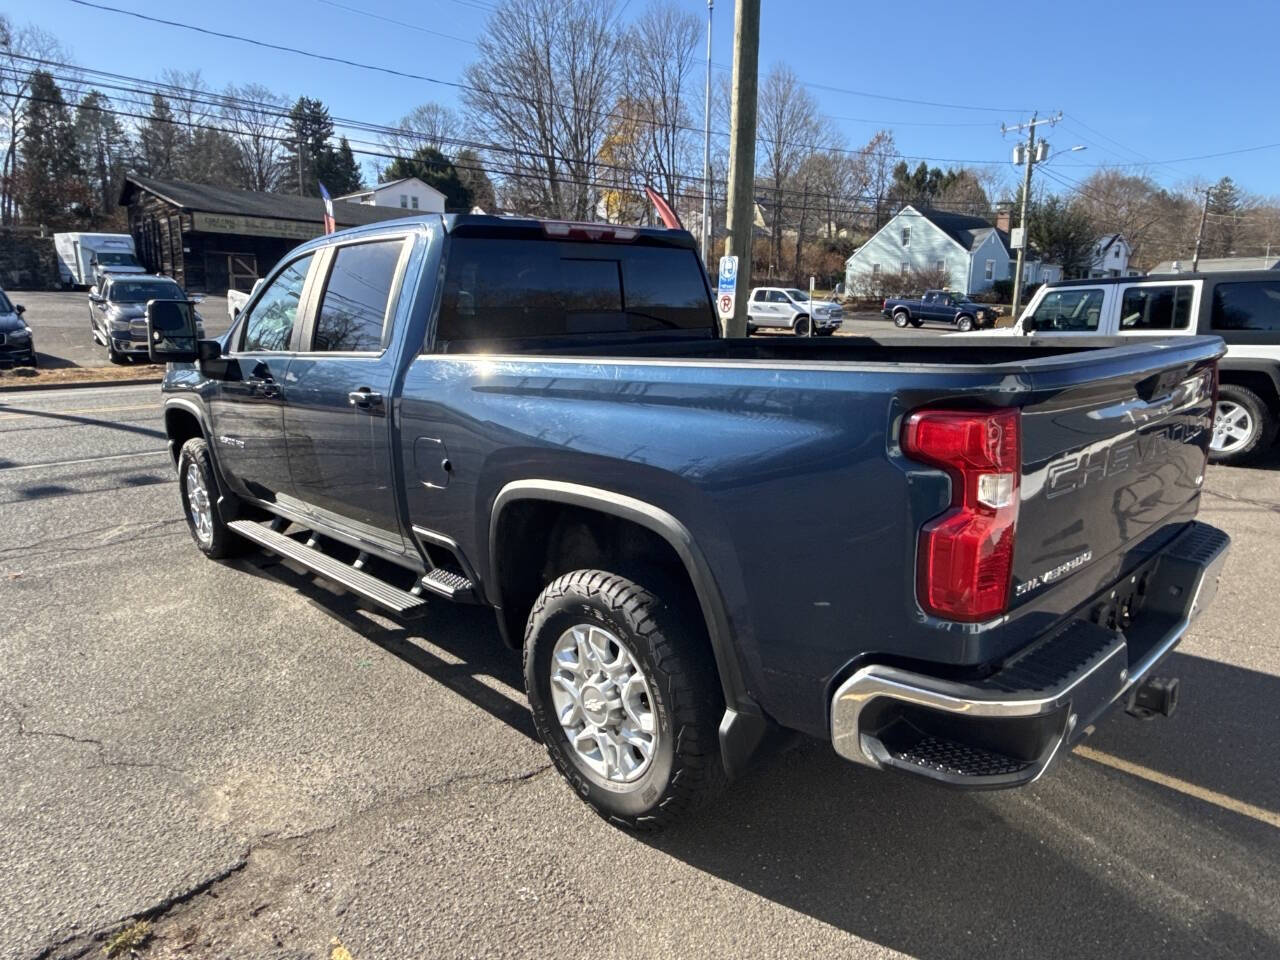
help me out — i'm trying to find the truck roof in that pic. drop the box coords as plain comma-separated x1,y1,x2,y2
1045,269,1280,288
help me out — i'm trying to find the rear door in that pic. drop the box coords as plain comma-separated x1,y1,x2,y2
207,252,317,502
1115,280,1200,339
282,234,413,553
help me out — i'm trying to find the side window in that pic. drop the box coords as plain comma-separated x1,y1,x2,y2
310,240,404,353
1212,280,1280,331
752,289,767,302
1028,288,1105,332
241,254,314,352
1119,284,1194,330
768,290,788,303
411,195,420,210
901,227,910,248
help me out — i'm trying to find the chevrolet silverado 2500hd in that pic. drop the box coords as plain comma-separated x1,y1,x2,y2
149,214,1229,829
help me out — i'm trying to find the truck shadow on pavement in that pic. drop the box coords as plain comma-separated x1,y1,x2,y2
234,552,1280,959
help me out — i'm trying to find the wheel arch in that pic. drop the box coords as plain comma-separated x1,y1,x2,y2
163,399,208,465
1218,359,1280,413
488,480,768,776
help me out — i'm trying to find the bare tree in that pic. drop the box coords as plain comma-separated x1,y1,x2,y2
221,83,290,191
0,17,64,224
385,102,462,159
464,0,623,219
621,2,700,214
757,64,823,276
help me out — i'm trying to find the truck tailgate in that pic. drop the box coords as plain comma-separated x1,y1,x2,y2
1013,340,1220,606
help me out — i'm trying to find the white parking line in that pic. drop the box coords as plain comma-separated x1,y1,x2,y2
0,402,156,421
0,450,169,472
1076,745,1280,829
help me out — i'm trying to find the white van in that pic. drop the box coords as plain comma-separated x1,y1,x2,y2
53,233,146,287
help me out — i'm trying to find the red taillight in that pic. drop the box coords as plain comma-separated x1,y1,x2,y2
902,408,1021,622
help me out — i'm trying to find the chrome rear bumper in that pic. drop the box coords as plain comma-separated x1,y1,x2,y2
830,521,1230,787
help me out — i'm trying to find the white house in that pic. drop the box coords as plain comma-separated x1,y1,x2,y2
843,205,1061,296
335,177,446,214
1086,234,1139,277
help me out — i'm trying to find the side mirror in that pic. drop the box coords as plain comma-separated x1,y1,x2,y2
189,293,205,304
146,299,200,363
1021,316,1036,333
14,304,24,315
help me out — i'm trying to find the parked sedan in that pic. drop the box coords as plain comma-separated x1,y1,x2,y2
0,287,36,367
89,274,204,363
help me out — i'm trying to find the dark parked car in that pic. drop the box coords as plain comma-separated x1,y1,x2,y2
0,287,35,367
883,289,998,331
153,215,1228,829
89,274,204,364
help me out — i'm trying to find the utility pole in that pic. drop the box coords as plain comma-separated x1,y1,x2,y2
1003,111,1062,320
701,0,714,267
723,0,760,338
296,141,305,197
1192,187,1210,271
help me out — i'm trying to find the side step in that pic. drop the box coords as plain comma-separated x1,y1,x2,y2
419,567,476,601
229,520,428,616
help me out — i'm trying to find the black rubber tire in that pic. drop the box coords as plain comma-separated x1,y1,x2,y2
910,317,924,328
106,339,126,364
892,310,910,328
177,437,248,559
815,327,835,336
793,315,810,336
956,314,974,332
1209,384,1277,465
524,569,726,831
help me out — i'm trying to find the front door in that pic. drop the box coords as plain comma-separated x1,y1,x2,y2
207,252,317,501
283,237,410,552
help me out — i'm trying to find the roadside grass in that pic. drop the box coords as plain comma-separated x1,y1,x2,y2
102,920,152,957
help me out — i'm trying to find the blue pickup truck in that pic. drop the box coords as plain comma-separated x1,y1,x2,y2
149,215,1229,830
883,289,999,331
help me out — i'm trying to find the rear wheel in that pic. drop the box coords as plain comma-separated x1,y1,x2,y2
1209,385,1276,465
892,310,910,328
524,569,725,831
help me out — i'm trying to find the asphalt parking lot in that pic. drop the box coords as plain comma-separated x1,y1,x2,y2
8,291,231,370
3,385,1279,958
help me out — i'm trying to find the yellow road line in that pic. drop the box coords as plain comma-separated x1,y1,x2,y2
1076,745,1280,829
0,402,155,421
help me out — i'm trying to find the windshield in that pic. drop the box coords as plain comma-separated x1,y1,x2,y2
109,280,184,303
785,289,809,302
0,290,12,313
96,252,140,266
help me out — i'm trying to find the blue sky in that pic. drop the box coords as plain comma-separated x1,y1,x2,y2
10,0,1279,198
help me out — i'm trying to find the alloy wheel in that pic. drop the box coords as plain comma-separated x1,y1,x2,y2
1211,400,1254,454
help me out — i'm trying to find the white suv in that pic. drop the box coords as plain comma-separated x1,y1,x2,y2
964,271,1280,465
746,287,843,336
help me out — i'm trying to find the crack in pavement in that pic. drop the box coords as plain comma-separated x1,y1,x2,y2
4,700,188,777
1202,488,1280,514
0,519,185,561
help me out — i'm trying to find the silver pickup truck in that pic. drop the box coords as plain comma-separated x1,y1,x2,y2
746,286,843,336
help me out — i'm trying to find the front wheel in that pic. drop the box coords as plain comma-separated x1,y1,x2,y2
177,437,249,558
956,314,974,332
815,327,835,337
1209,385,1276,465
793,315,810,336
524,569,725,831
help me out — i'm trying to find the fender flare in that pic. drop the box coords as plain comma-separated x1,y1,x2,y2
489,479,769,778
1217,357,1280,399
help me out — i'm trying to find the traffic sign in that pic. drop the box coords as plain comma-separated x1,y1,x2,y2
717,255,738,319
718,293,734,317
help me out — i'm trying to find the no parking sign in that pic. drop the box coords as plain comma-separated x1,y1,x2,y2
716,255,738,319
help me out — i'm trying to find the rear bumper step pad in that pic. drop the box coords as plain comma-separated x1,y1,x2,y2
830,521,1230,788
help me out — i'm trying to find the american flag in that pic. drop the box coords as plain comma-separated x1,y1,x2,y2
319,182,336,235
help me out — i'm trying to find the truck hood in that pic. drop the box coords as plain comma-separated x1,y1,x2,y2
0,311,25,332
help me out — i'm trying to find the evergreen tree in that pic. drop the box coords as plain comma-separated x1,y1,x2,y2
1028,194,1095,278
16,70,81,226
283,96,337,196
137,93,183,177
385,146,472,211
317,136,363,196
74,89,129,223
454,147,495,212
1204,176,1243,258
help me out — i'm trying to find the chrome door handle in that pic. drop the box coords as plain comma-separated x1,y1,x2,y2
245,377,279,398
348,388,383,410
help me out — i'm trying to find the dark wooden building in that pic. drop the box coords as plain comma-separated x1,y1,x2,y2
118,174,409,294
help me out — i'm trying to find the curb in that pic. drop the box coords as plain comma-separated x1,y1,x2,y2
0,375,163,394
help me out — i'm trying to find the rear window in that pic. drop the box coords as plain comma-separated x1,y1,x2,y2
1211,280,1280,331
1119,284,1194,330
311,239,404,352
435,238,712,346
